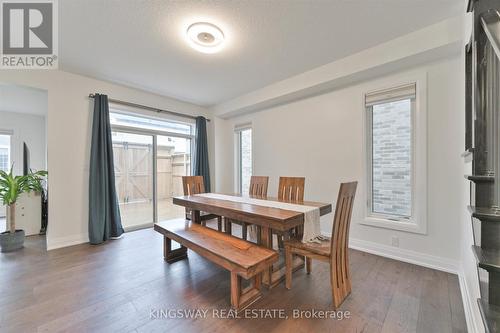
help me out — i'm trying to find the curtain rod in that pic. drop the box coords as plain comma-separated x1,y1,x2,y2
88,94,210,122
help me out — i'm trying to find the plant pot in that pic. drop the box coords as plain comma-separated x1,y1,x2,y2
0,230,25,252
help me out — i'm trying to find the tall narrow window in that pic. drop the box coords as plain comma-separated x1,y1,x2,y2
366,83,416,221
0,134,10,220
235,126,252,194
0,134,10,172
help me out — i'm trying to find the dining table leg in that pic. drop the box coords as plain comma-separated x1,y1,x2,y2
259,226,306,289
192,210,201,224
259,226,273,286
224,218,232,235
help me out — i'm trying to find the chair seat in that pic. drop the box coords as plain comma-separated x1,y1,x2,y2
283,238,331,257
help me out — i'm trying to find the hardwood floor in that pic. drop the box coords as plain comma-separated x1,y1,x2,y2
0,225,467,333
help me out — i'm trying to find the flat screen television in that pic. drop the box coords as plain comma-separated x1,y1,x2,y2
23,142,30,176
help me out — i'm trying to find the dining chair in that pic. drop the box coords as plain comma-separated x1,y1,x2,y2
278,176,305,202
182,176,223,231
275,177,305,248
226,176,269,240
284,181,357,309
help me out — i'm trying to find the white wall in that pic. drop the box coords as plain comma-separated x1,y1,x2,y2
213,16,463,118
0,70,213,250
0,110,47,176
215,55,464,271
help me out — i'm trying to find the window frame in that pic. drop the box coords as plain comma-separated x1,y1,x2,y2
234,124,252,194
361,74,427,234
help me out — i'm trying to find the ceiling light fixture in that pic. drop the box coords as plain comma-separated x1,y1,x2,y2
186,22,225,54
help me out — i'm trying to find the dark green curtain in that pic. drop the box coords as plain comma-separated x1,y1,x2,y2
193,116,211,191
88,94,124,244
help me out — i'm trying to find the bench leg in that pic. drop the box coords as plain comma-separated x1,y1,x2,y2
230,272,241,309
164,236,187,263
230,272,263,310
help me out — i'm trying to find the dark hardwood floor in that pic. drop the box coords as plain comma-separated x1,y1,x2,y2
0,224,467,333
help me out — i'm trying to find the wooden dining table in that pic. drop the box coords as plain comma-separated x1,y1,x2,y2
173,193,332,287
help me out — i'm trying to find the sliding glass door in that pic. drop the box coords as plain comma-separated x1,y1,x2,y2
109,111,194,229
157,135,191,221
112,131,154,229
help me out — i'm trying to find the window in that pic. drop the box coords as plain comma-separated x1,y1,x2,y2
0,134,10,172
235,126,252,194
109,111,192,136
0,134,10,219
363,81,427,234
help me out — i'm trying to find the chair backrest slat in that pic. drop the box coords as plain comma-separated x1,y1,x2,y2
249,176,269,197
182,176,205,195
278,177,305,202
330,182,357,284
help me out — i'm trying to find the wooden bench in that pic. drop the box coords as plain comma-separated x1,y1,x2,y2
154,218,278,310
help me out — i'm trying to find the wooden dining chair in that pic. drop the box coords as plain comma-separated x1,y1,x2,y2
226,176,269,240
284,181,357,309
278,176,305,202
182,176,223,232
275,177,305,248
249,176,269,197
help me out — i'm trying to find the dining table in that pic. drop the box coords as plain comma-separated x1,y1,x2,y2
173,193,332,288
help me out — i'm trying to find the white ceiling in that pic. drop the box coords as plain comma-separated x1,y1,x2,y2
0,84,48,116
59,0,462,106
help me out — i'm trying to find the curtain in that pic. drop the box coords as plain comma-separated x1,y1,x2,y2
193,116,211,192
88,94,124,244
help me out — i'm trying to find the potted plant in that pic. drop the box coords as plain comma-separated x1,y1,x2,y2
0,168,47,252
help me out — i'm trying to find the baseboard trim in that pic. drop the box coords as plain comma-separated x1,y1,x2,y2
458,271,483,333
47,224,153,250
123,222,154,232
47,234,88,251
346,236,460,274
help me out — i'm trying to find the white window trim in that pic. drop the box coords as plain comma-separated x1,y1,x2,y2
361,72,427,234
234,123,252,194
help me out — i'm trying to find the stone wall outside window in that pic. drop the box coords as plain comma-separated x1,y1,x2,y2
371,99,412,217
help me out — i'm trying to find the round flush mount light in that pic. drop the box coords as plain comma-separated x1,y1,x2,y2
186,22,225,54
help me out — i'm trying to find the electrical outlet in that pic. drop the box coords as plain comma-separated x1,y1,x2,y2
391,236,399,247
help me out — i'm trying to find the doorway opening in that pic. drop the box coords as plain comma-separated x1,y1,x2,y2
0,83,48,250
